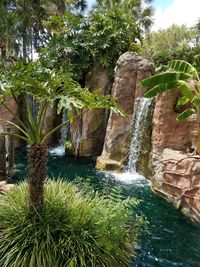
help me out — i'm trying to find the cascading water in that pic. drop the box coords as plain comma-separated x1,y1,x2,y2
27,95,38,122
49,108,70,156
60,108,69,146
72,117,82,157
127,97,153,173
104,97,153,184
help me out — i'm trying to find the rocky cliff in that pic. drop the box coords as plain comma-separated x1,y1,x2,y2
151,89,200,223
95,53,200,223
0,97,20,148
70,66,110,156
96,52,154,170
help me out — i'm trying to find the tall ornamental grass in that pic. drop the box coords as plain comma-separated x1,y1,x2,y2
0,180,144,267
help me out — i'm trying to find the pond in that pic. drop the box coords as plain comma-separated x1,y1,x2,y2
13,150,200,267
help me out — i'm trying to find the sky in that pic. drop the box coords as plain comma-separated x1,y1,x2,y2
87,0,200,31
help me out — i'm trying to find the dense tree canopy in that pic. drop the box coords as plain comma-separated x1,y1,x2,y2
95,0,154,32
40,0,154,84
140,24,200,67
0,0,88,60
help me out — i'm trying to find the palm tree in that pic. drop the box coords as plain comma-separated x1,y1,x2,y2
0,1,19,60
0,0,87,61
141,58,200,154
96,0,154,33
0,60,122,214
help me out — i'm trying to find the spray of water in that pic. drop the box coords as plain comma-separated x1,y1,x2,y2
127,97,153,173
102,97,153,185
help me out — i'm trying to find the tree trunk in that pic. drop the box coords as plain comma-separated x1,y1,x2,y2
4,126,14,177
0,136,6,181
28,144,48,214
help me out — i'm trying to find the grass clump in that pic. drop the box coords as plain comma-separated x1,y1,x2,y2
0,180,145,267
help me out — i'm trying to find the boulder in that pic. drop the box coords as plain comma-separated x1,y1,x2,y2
97,52,154,170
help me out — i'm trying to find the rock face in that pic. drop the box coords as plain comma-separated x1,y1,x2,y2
153,149,200,222
97,52,154,170
0,97,20,148
151,89,200,223
70,66,111,156
0,97,18,132
43,103,61,145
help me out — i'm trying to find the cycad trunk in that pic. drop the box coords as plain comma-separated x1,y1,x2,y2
28,144,48,214
0,136,6,181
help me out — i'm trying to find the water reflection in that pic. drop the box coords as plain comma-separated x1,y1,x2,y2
13,152,200,267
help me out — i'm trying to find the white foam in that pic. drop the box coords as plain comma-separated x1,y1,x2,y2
102,171,151,186
49,145,65,157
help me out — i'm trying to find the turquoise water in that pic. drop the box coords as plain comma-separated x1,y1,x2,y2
13,151,200,267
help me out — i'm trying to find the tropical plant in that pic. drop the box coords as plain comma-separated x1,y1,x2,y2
95,0,154,33
141,58,200,154
41,3,148,84
0,0,88,61
140,24,200,67
0,180,145,267
0,60,122,214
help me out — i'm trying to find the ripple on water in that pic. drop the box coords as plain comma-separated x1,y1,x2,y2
13,152,200,267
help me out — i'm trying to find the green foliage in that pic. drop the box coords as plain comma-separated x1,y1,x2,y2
142,59,200,122
0,180,144,267
74,175,140,205
140,24,200,67
0,0,88,60
40,3,151,82
95,0,154,33
142,58,200,154
0,60,123,145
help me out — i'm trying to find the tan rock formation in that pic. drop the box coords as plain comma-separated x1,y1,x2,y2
97,52,154,170
153,148,200,223
0,97,20,148
43,103,61,145
70,66,110,156
0,97,18,131
151,89,200,223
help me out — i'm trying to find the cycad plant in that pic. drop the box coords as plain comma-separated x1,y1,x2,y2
0,60,122,214
141,58,200,154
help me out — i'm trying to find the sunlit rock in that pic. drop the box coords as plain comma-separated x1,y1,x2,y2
97,52,154,170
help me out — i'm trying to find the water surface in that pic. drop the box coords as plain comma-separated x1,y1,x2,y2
13,150,200,267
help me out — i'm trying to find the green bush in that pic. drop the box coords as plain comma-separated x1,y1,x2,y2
0,180,144,267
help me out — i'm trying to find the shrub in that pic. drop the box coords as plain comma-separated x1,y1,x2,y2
0,180,144,267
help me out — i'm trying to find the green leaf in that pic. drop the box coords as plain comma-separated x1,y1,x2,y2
169,60,196,75
193,55,200,73
141,72,191,89
191,96,200,106
144,81,178,98
176,108,196,121
177,81,194,99
176,96,190,108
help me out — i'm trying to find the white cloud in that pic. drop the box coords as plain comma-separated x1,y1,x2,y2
152,0,200,30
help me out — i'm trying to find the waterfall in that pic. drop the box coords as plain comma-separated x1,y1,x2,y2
49,108,69,156
127,97,153,173
72,117,82,157
102,97,153,185
60,108,69,146
27,95,38,122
